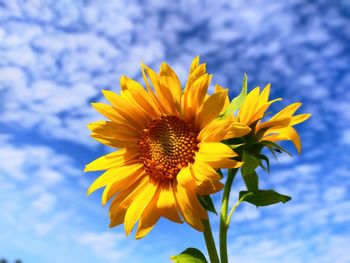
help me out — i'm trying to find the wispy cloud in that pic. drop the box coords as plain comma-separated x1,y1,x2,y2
0,0,349,262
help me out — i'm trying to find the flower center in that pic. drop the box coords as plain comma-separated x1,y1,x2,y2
138,116,198,182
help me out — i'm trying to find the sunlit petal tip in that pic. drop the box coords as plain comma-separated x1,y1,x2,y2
304,113,312,120
233,161,244,168
190,56,200,72
83,165,90,172
90,102,98,107
86,187,93,197
100,88,109,94
214,84,228,93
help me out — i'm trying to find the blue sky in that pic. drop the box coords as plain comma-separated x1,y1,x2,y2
0,0,349,262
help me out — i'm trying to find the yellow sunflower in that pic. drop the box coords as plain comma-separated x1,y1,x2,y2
236,84,311,153
85,57,250,239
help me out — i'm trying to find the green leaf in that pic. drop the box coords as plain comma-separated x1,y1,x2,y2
218,74,248,119
198,195,217,215
171,248,208,263
239,190,292,207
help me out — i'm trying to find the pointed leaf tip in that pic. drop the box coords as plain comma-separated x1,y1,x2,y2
171,248,208,263
239,189,292,207
218,73,248,119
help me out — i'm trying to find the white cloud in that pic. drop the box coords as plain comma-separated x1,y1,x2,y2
31,192,57,213
342,130,350,145
75,232,129,263
323,186,347,203
0,0,349,262
233,205,260,222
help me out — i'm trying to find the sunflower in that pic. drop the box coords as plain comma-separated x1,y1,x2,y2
85,57,251,239
236,84,311,153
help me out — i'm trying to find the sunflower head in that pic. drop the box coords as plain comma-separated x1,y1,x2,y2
235,84,311,154
85,57,251,238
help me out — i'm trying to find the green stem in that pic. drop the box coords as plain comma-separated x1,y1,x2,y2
227,192,253,225
202,219,220,263
219,168,238,263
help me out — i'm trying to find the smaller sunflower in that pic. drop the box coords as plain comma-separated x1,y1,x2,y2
85,57,251,239
236,84,311,153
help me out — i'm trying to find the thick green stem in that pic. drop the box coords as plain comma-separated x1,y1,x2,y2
202,219,220,263
219,168,238,263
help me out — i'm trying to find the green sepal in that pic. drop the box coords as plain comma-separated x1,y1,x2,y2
241,151,260,175
218,74,248,119
241,151,260,191
198,195,217,215
242,171,259,192
260,141,291,157
217,168,224,179
258,154,270,173
228,143,245,150
239,190,292,207
171,248,208,263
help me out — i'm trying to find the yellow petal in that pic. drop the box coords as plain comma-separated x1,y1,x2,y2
197,142,237,159
141,63,164,113
120,75,143,91
251,98,281,124
215,84,230,113
257,117,291,132
264,127,301,153
196,180,224,196
191,161,221,182
102,89,150,129
87,121,139,141
271,102,302,120
135,193,160,239
102,173,145,206
124,181,159,236
84,148,139,172
120,76,161,119
223,122,251,140
183,63,207,113
173,182,206,231
189,56,200,74
143,65,175,115
196,142,241,169
198,119,232,142
156,182,183,223
159,63,182,114
195,91,227,130
259,84,271,105
237,87,260,125
185,74,211,120
177,164,197,189
90,134,136,148
109,177,149,228
91,102,126,124
281,127,301,153
291,114,311,126
87,163,144,195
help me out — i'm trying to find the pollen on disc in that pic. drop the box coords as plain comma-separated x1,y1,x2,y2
137,116,198,182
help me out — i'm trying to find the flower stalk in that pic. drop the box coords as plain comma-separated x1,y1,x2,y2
219,168,238,263
202,219,220,263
